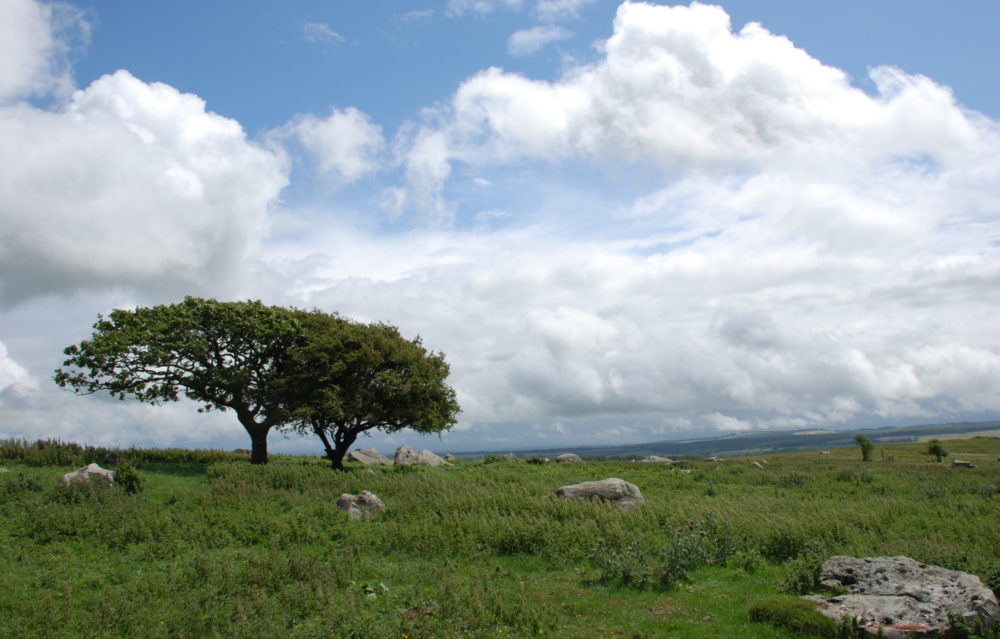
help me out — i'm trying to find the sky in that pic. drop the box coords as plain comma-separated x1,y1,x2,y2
1,0,998,456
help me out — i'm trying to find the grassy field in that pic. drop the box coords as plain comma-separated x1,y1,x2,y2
2,437,999,638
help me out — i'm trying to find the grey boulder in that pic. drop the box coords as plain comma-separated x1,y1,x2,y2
555,453,583,463
59,463,115,487
336,491,386,519
394,445,447,467
348,448,392,465
803,556,999,637
554,478,644,510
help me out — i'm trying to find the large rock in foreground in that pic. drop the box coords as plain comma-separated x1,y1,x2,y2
59,463,115,487
336,491,386,519
348,448,392,465
803,556,999,637
554,478,644,510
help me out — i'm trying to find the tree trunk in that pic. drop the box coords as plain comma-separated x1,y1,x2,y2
249,428,269,465
235,406,271,465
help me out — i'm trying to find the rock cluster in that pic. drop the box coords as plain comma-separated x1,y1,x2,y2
347,446,449,467
554,478,644,510
336,491,385,519
803,556,999,637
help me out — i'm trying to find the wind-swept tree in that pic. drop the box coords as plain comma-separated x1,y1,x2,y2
54,297,301,464
280,310,460,470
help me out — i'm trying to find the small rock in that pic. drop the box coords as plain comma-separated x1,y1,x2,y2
751,461,764,469
503,452,517,460
703,456,722,463
555,453,583,463
444,453,457,461
336,491,385,519
554,478,644,510
949,459,977,469
0,467,9,473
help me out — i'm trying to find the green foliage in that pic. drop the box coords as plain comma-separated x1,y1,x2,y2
590,515,739,591
2,438,1000,638
115,459,146,495
853,434,874,462
748,596,840,638
926,438,948,462
279,310,459,469
0,438,247,467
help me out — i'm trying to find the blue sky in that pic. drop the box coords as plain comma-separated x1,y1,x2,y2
1,0,998,455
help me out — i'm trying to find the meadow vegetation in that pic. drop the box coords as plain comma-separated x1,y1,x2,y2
1,436,999,637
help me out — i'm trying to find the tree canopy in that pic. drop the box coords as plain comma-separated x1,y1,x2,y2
279,310,460,470
54,297,459,466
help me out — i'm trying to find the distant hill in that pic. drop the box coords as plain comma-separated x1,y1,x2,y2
449,420,1000,460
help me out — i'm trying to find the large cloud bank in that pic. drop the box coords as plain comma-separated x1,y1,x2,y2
1,0,997,452
317,2,1000,444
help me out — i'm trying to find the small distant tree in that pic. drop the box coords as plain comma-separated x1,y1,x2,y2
926,439,948,463
279,310,460,470
54,297,301,465
854,434,874,462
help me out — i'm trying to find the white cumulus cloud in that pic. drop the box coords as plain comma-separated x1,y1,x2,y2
508,25,572,56
0,69,288,305
283,106,385,182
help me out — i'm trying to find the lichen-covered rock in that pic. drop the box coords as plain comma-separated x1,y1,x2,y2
555,453,583,463
59,463,115,487
336,491,385,519
348,448,392,465
803,556,999,637
554,478,644,510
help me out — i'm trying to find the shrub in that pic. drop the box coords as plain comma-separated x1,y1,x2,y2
926,439,948,463
749,597,840,638
854,435,874,462
115,459,146,494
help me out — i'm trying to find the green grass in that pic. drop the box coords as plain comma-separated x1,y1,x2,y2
1,438,999,637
